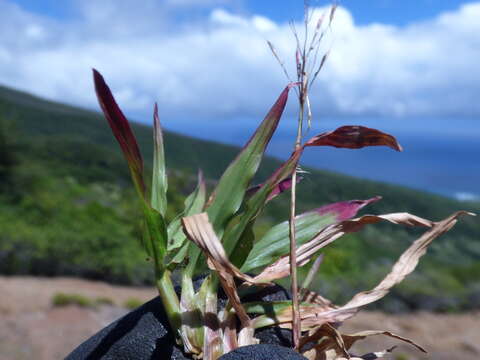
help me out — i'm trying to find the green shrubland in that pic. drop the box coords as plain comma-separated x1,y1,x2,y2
0,84,479,311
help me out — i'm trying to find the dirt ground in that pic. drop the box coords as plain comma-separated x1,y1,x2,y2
0,276,478,360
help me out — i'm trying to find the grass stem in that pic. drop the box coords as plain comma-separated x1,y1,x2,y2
155,268,182,337
289,81,306,348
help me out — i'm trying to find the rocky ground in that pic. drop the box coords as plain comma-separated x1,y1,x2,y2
0,276,478,360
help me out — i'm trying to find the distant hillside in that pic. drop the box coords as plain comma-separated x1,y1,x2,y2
0,84,478,311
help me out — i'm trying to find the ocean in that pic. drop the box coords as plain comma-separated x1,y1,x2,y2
168,116,480,201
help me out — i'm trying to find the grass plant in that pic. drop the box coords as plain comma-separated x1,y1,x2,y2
89,4,474,359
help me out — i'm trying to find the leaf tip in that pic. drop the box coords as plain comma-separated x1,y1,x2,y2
153,102,160,128
394,140,403,152
197,168,205,183
316,196,382,221
92,68,104,88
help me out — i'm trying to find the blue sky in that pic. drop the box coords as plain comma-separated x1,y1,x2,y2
0,0,478,199
247,0,468,25
10,0,471,25
1,0,479,128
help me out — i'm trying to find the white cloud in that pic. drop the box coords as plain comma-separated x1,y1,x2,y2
166,0,236,8
0,0,479,124
455,192,479,202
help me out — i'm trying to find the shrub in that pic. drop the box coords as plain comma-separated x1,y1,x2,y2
52,293,94,308
123,298,143,310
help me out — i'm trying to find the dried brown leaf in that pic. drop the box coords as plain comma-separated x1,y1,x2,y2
182,213,259,285
182,213,258,347
302,325,419,360
253,254,311,283
299,211,474,327
300,288,337,311
301,254,324,290
254,212,433,283
342,330,426,353
254,211,474,332
300,324,351,360
338,211,473,312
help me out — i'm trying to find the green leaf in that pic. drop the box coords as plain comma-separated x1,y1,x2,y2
223,125,397,263
243,301,316,323
143,204,168,269
206,85,293,233
151,103,168,216
168,244,189,270
230,223,255,268
222,148,303,260
243,301,295,315
184,86,293,275
167,171,206,267
241,197,380,272
241,211,335,272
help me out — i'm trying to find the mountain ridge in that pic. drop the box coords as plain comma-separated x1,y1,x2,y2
0,83,478,311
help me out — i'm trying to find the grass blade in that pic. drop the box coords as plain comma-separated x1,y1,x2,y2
151,103,168,215
185,85,293,274
206,85,293,232
168,171,206,254
241,197,380,272
92,69,145,198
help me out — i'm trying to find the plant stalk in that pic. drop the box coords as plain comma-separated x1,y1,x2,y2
289,86,305,348
155,268,182,337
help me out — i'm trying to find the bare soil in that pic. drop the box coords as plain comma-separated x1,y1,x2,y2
0,276,478,360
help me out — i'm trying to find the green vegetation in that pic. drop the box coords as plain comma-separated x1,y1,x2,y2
123,297,143,310
52,292,116,308
0,84,479,311
52,292,94,308
95,296,115,306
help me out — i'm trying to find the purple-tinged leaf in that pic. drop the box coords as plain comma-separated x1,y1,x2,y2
93,70,169,267
314,196,382,221
267,176,301,201
206,84,294,230
287,211,475,331
241,197,379,272
225,125,392,266
256,211,471,286
222,148,304,261
252,212,474,334
93,69,145,196
187,84,294,274
246,176,303,202
304,125,403,152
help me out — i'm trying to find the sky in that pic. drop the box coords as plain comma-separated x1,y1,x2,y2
1,0,478,200
1,0,479,128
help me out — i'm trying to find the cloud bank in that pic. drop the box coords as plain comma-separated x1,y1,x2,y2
0,0,479,123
